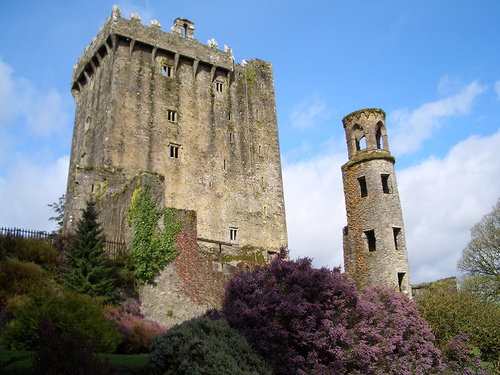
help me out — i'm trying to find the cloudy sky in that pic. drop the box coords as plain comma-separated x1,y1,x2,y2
1,0,499,284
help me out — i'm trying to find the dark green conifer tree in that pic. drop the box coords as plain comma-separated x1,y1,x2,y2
64,199,115,303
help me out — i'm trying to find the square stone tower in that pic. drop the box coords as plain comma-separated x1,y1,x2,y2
63,6,288,262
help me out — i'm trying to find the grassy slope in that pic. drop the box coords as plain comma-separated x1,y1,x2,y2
0,349,148,375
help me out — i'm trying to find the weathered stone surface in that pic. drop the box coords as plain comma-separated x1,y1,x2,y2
63,6,288,326
63,6,288,258
341,109,411,295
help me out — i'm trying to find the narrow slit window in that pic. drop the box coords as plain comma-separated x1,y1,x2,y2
228,112,231,121
169,144,179,158
223,159,226,171
376,127,382,149
167,110,176,122
230,227,238,241
381,174,390,194
228,132,235,143
215,82,223,93
163,65,173,77
398,272,406,293
365,230,376,252
358,176,367,198
393,227,402,250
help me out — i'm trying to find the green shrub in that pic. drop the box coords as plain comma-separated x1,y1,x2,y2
7,237,59,270
0,260,52,308
29,318,119,375
0,290,121,353
419,290,500,363
147,317,273,375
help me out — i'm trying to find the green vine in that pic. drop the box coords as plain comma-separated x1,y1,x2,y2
246,68,257,89
126,183,182,284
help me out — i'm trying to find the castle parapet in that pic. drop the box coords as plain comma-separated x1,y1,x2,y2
72,6,235,95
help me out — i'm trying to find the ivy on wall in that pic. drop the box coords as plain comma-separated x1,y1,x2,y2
126,183,181,284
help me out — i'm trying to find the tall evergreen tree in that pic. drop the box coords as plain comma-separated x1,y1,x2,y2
64,199,115,302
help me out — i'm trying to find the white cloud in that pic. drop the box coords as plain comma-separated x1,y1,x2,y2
0,57,69,138
388,81,485,156
0,155,69,232
283,128,500,286
0,58,16,123
495,80,500,101
16,79,69,137
289,95,329,130
398,129,500,284
117,1,155,25
283,148,346,269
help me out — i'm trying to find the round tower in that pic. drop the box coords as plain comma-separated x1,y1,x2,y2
341,108,411,295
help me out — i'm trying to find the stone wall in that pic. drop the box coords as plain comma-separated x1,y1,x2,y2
63,6,287,262
341,109,411,294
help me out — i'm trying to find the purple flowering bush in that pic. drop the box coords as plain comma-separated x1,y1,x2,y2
104,298,167,353
221,254,445,375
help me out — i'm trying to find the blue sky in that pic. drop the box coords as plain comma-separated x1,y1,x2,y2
1,0,499,284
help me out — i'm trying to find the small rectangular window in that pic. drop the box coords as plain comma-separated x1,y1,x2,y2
215,82,223,93
358,176,367,198
230,228,238,241
381,174,390,194
168,110,176,122
365,230,376,252
163,65,173,77
228,132,235,143
169,144,179,158
393,227,401,250
398,272,406,293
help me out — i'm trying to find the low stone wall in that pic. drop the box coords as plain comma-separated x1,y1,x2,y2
139,263,210,329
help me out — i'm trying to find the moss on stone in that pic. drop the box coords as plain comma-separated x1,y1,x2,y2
342,108,386,123
222,245,266,264
342,150,395,169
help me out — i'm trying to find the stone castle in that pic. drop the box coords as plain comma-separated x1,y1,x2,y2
63,6,288,265
63,8,411,324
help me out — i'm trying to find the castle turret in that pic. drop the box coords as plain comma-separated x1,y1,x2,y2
341,108,411,295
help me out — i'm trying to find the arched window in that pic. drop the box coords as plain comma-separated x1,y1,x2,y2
375,121,386,150
352,124,365,151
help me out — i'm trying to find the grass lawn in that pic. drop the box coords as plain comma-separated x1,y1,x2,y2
0,349,148,374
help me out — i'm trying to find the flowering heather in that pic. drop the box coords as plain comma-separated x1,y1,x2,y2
222,255,445,375
105,299,167,353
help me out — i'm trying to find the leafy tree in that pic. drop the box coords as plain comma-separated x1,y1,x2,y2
147,317,273,375
458,197,500,303
48,194,65,234
64,199,115,302
418,289,500,365
220,252,444,375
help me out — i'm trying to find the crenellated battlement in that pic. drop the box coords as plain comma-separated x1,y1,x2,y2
71,5,235,96
342,108,390,160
